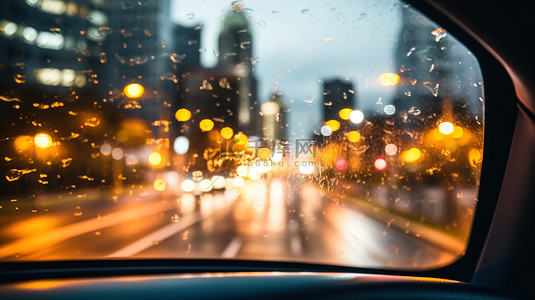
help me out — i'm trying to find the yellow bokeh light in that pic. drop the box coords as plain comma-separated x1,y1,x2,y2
451,126,464,138
14,135,33,151
429,129,445,141
325,120,341,131
220,127,234,139
34,133,52,149
153,178,166,192
378,73,400,86
347,131,361,142
175,108,191,122
148,152,162,166
117,130,128,143
438,122,455,135
258,148,271,160
199,119,214,132
402,147,421,163
338,108,353,120
123,83,144,98
234,133,248,145
468,148,483,167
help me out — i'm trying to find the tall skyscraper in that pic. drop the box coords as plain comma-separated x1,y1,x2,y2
392,6,485,226
103,0,169,88
393,6,455,127
171,24,201,71
102,0,201,130
218,5,253,70
174,4,264,171
0,0,111,193
392,5,484,139
0,0,102,97
217,4,260,136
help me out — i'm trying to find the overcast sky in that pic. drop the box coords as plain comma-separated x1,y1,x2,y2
171,0,402,138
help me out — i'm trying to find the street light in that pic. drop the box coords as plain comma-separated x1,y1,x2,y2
153,178,167,192
338,108,353,120
325,120,340,131
199,119,214,132
349,110,364,124
438,122,454,135
401,147,421,163
220,127,234,139
148,152,162,166
378,73,400,86
234,133,248,145
347,131,361,142
124,83,144,98
175,108,191,121
34,133,52,149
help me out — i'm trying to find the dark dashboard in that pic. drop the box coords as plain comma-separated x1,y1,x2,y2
0,271,514,300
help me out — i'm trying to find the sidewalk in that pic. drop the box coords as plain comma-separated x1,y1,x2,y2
346,195,466,254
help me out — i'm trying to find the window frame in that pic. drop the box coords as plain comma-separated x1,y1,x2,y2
0,0,518,283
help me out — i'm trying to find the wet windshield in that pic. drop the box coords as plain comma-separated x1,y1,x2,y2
0,0,483,270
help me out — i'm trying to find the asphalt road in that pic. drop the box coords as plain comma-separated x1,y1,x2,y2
0,178,458,269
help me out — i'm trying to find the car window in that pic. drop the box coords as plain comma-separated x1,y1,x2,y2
0,0,483,270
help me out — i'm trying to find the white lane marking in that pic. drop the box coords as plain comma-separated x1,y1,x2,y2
108,198,237,257
289,222,303,255
290,235,303,255
107,213,202,257
221,237,243,258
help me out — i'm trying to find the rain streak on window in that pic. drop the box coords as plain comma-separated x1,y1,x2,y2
0,0,483,270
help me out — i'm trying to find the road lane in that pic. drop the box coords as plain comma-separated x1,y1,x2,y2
0,198,178,259
136,197,238,258
113,192,237,257
0,178,464,270
221,237,243,258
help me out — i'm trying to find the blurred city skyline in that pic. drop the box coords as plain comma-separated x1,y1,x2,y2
0,0,482,140
0,0,485,269
171,0,401,138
